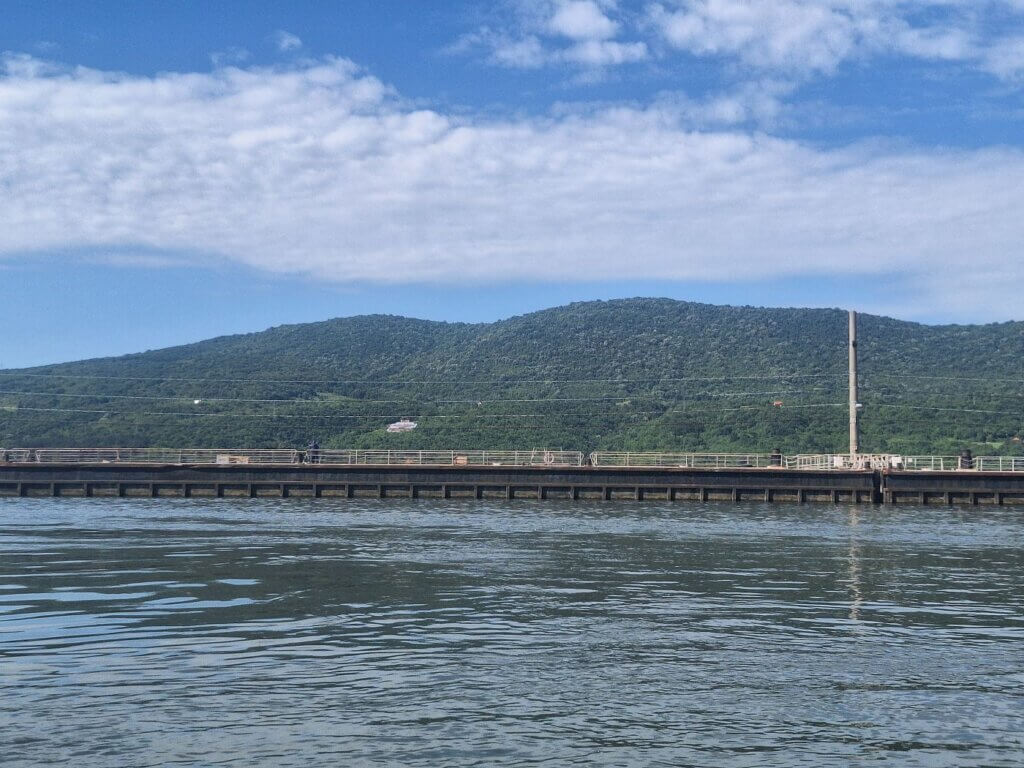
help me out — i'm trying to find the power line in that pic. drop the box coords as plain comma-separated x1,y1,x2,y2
864,373,1024,383
871,404,1024,417
0,371,846,385
1,403,846,422
0,388,835,405
4,370,1022,385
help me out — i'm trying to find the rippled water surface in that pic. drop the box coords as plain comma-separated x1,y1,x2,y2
1,499,1023,766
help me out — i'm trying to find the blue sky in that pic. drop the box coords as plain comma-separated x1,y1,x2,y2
2,0,1024,367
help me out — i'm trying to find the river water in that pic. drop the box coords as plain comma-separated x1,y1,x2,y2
1,499,1022,767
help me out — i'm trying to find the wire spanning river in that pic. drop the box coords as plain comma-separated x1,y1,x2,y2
1,500,1022,767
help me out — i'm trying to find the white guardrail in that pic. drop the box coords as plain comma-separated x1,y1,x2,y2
590,452,1024,471
785,454,896,470
589,452,778,468
313,450,584,467
5,448,304,465
0,448,585,467
1,449,1022,471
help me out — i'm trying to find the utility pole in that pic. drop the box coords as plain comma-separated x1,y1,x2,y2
848,310,860,458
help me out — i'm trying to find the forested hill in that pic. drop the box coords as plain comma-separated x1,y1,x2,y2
1,299,1022,454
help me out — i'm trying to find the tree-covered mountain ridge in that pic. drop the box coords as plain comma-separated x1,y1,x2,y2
2,298,1022,454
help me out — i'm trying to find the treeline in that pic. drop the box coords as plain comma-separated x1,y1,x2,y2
1,299,1021,455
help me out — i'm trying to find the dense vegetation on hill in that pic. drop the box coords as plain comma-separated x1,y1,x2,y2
1,299,1022,455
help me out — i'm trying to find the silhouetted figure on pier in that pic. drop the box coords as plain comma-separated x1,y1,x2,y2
306,441,321,464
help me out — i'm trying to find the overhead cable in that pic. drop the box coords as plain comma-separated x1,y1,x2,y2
0,371,846,385
0,388,834,405
3,403,846,421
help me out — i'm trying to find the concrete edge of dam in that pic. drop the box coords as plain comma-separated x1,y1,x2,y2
3,462,1024,505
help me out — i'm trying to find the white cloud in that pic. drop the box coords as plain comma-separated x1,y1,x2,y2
490,35,549,68
647,0,1024,79
1,55,1024,316
648,0,861,74
563,39,649,64
458,0,647,69
457,0,1024,83
655,79,793,126
984,35,1024,78
274,30,303,53
210,47,250,67
549,1,620,40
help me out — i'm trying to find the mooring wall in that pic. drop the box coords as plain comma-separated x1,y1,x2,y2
0,463,878,503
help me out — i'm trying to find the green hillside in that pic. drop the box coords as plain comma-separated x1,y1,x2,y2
1,298,1022,455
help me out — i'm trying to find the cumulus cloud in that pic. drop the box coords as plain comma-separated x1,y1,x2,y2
274,30,303,53
456,0,648,69
549,1,620,39
563,39,648,65
648,0,862,74
1,55,1023,315
455,1,1024,84
647,0,1024,79
479,33,549,68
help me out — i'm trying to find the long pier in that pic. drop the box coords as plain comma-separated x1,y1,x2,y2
2,449,1024,504
0,462,877,503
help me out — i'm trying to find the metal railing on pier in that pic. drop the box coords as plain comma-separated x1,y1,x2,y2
963,456,1024,472
589,452,777,469
2,448,1022,471
313,450,584,467
898,456,960,471
781,454,1024,472
0,447,584,468
12,448,304,465
0,449,34,463
785,454,893,470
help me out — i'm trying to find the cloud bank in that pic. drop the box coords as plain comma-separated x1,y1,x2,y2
647,0,1024,78
1,54,1022,316
460,0,1024,80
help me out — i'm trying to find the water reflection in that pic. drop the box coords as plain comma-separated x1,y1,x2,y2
1,499,1022,767
846,507,863,623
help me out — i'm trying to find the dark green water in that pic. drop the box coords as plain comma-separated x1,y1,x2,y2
1,500,1022,767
